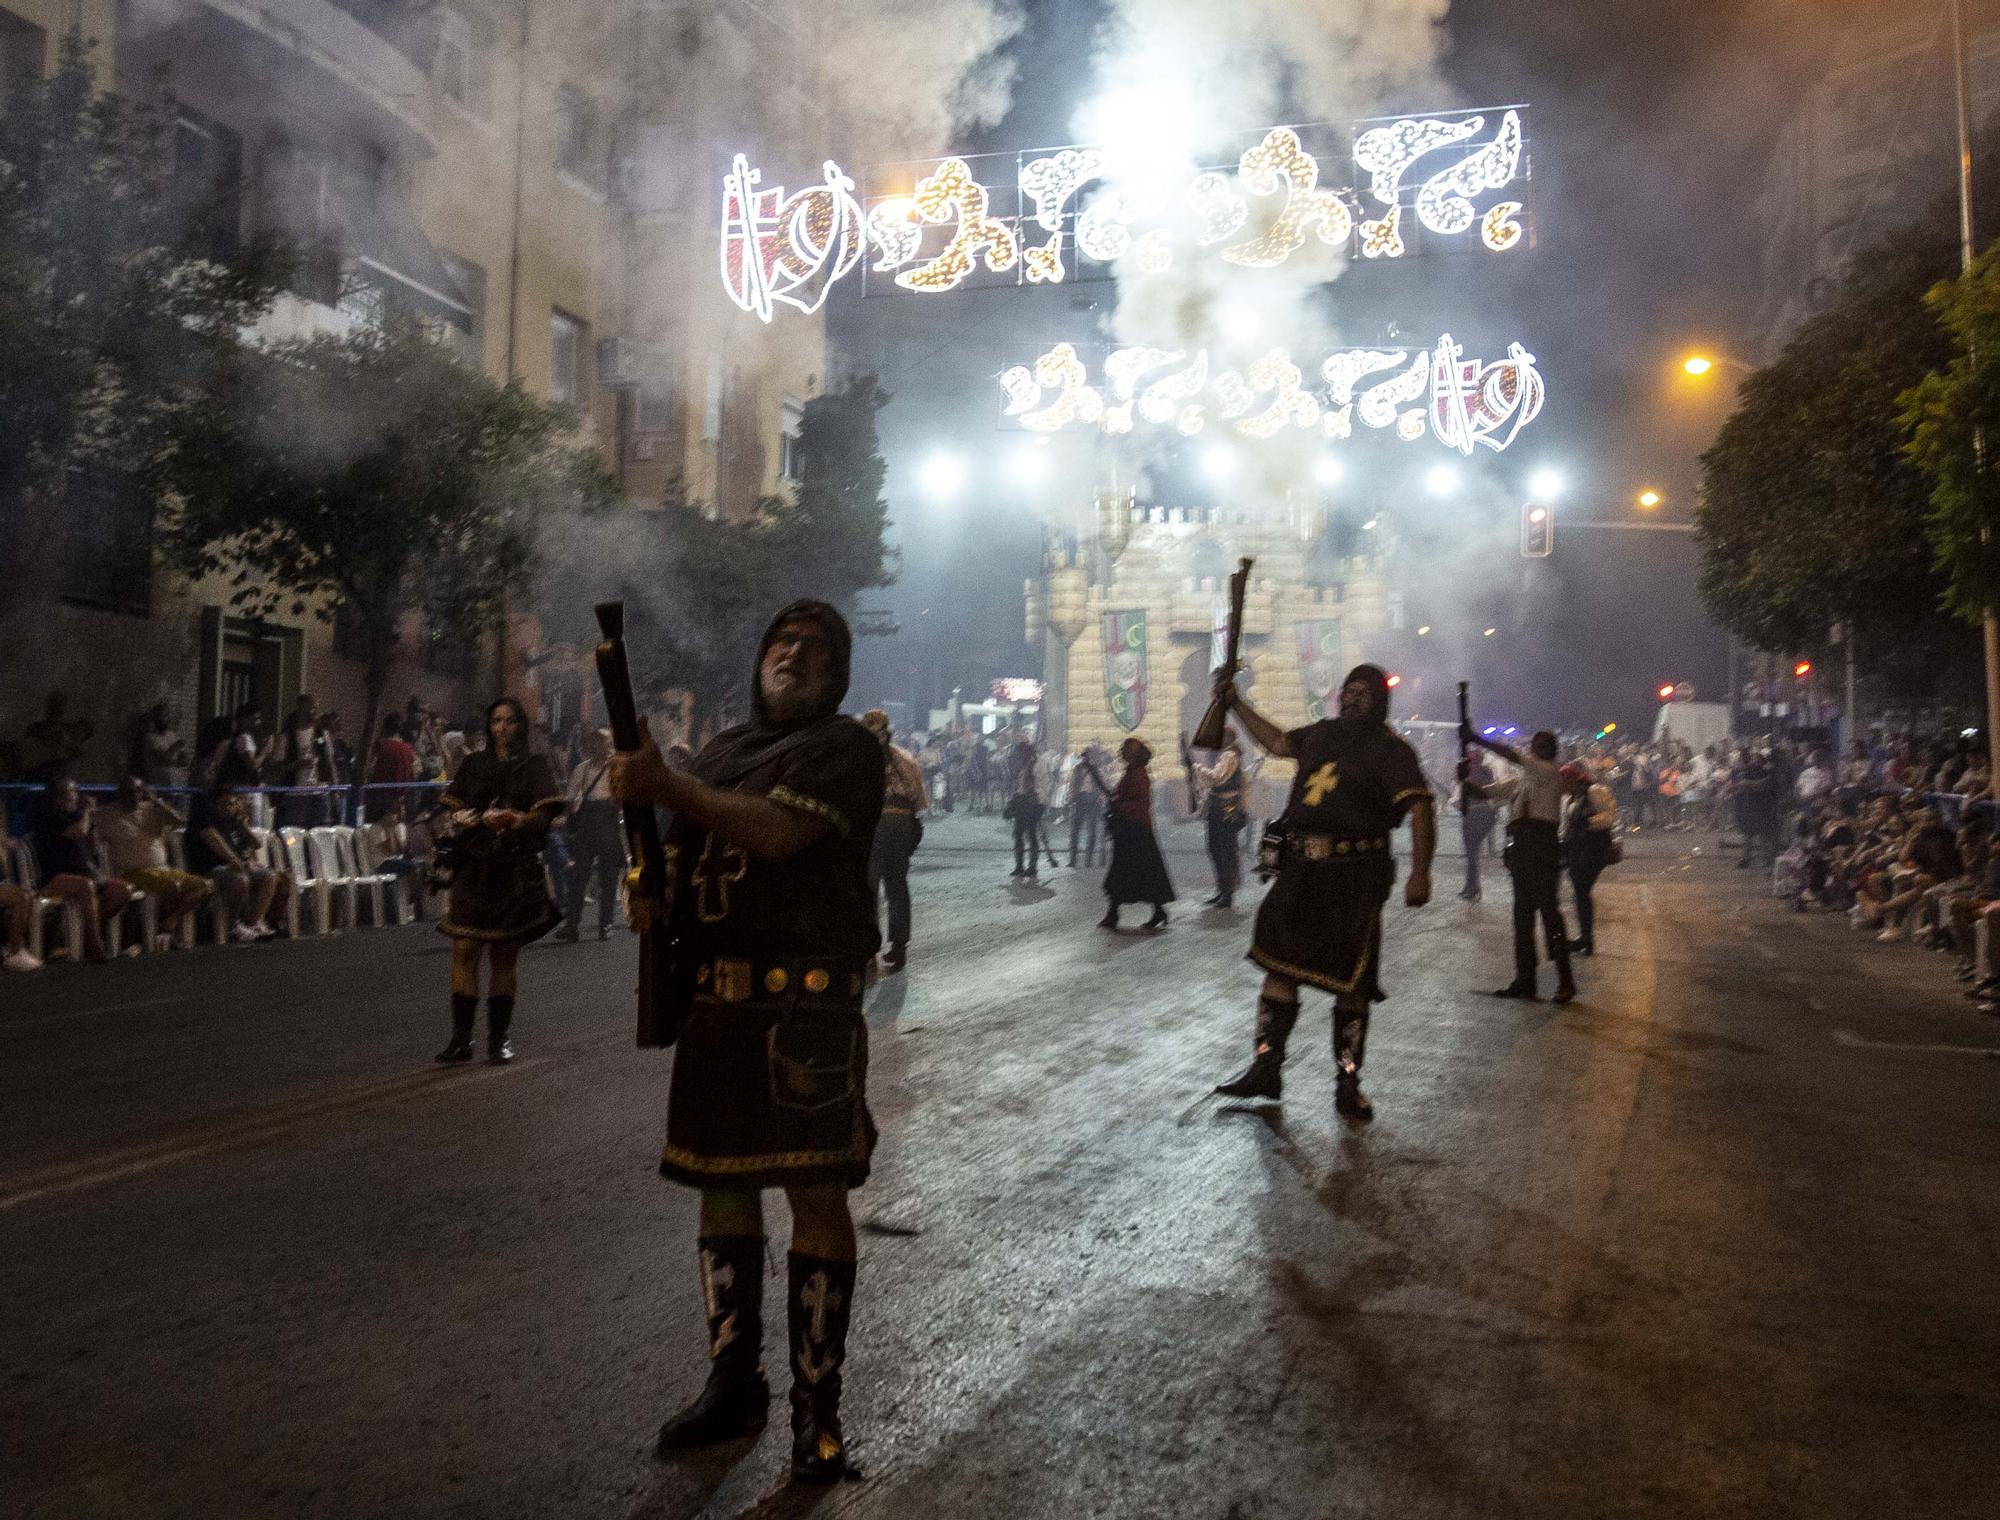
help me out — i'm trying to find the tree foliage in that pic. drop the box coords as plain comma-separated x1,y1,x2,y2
0,30,287,572
1899,240,2000,624
155,316,617,794
1696,222,1954,654
537,375,897,729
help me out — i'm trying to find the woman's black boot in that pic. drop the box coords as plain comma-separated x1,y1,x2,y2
486,995,515,1063
658,1236,770,1450
435,993,476,1063
1143,905,1169,931
787,1252,857,1482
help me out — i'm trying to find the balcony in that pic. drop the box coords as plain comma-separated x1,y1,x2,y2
122,0,436,161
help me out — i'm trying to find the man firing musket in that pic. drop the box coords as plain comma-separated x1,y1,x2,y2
1208,663,1436,1120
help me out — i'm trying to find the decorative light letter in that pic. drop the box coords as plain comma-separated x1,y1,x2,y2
1415,110,1524,236
721,156,866,323
895,158,1019,293
1221,127,1353,268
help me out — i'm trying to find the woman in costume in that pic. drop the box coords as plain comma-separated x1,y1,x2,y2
1099,737,1175,931
435,697,562,1064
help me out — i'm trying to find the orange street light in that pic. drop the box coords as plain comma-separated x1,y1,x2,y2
1683,355,1714,376
1637,489,1663,509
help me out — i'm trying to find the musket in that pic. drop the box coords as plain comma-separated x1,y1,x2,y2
594,601,680,1048
1191,557,1253,751
1179,730,1201,817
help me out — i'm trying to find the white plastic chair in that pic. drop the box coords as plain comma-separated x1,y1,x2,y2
338,825,404,925
261,828,309,937
162,834,203,949
4,838,83,963
308,826,359,930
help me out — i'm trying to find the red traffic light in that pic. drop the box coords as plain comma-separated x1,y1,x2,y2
1385,673,1403,689
1793,660,1813,678
1657,684,1676,700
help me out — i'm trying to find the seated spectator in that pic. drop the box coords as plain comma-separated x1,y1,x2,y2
1854,807,1962,942
1,881,41,971
184,783,294,942
29,774,132,961
102,777,211,950
358,811,431,921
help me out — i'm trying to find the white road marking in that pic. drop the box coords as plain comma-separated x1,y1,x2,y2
1831,1029,2000,1057
7,994,190,1031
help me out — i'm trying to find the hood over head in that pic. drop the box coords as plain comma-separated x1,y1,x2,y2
752,599,852,727
1339,664,1392,726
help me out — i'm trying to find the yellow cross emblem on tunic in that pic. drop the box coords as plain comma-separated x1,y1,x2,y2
693,836,750,923
1303,762,1340,806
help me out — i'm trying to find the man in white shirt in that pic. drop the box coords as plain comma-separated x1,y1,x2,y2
1796,753,1833,806
1460,725,1576,1003
555,728,625,941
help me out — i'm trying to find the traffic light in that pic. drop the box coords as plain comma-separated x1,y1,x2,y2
1385,673,1403,689
1657,684,1676,701
1521,502,1553,558
1793,660,1813,679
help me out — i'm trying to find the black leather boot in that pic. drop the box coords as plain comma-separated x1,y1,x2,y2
787,1252,857,1482
1333,1004,1373,1121
486,995,515,1063
435,993,476,1062
657,1236,769,1450
1214,994,1299,1100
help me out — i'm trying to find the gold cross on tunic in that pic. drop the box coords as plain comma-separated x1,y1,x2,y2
693,836,749,923
1303,762,1341,806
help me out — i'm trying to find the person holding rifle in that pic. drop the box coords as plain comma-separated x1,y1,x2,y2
1196,729,1249,909
1211,665,1435,1120
609,600,884,1484
1458,723,1577,1004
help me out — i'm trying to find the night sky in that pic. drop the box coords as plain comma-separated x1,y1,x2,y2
831,0,1921,735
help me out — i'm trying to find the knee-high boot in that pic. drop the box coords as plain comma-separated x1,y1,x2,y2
788,1252,857,1482
486,994,515,1063
1333,1002,1373,1120
1213,993,1301,1099
657,1236,769,1449
435,992,476,1063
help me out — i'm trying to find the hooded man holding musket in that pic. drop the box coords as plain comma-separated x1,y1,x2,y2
1209,664,1435,1119
610,599,883,1483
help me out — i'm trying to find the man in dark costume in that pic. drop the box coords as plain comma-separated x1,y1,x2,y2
1212,665,1435,1119
1196,729,1249,908
610,601,884,1483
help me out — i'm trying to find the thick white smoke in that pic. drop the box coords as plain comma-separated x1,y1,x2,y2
1077,1,1455,507
782,0,1026,163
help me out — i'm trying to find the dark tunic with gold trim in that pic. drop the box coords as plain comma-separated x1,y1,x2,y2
436,750,562,945
660,714,885,1191
1248,719,1430,998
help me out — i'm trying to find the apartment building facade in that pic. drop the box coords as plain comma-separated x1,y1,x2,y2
1755,7,2000,351
0,0,824,776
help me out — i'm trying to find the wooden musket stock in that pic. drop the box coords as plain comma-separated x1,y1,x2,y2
593,601,679,1048
1191,557,1253,751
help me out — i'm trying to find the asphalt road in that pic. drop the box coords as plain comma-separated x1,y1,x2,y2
2,813,1996,1520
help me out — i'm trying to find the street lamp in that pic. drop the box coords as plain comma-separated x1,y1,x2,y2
920,450,967,501
1637,489,1663,510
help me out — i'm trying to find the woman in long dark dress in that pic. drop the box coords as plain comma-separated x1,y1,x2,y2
1099,737,1175,931
436,698,562,1063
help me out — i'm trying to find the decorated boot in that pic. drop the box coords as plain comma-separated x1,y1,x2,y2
1214,994,1300,1100
657,1236,769,1450
787,1252,857,1482
1333,1005,1373,1120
